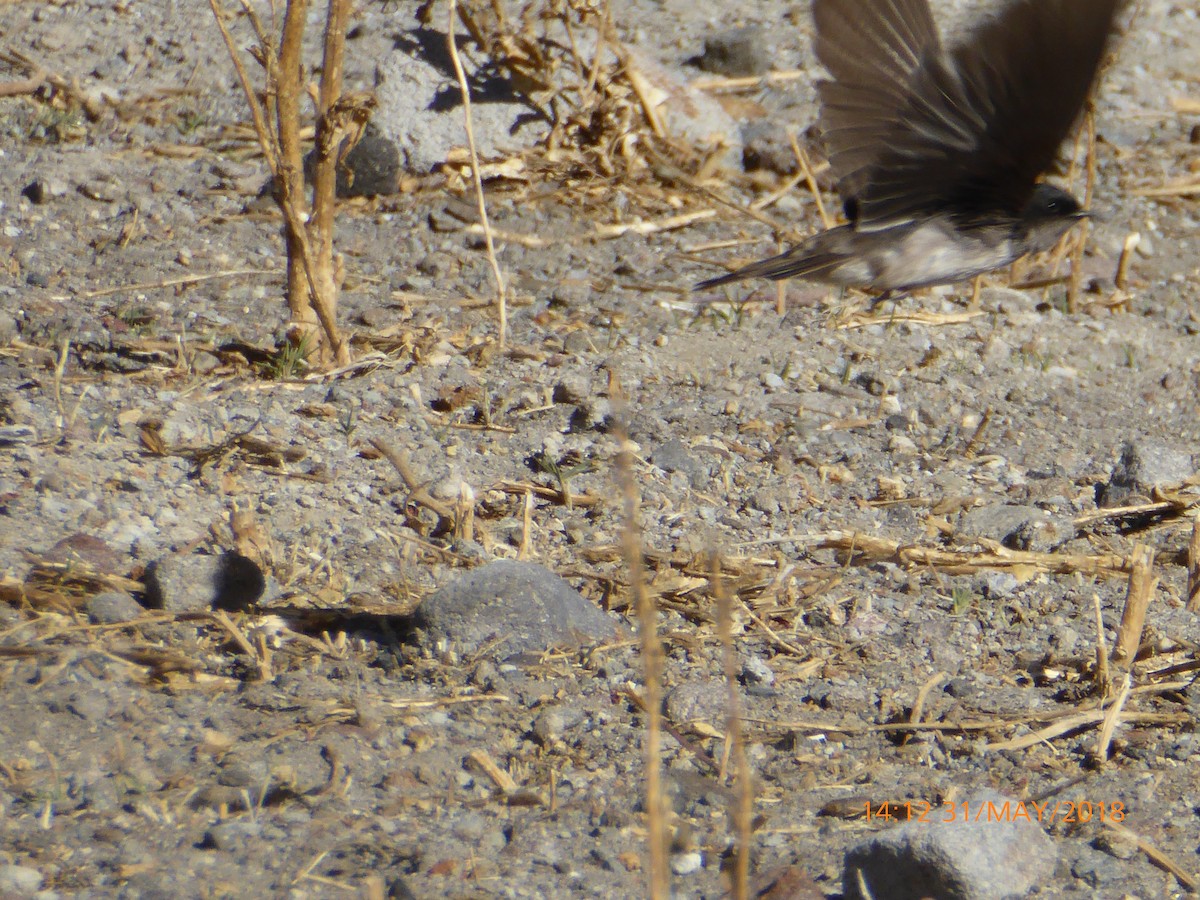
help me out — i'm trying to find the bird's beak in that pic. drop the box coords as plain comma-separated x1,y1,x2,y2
1076,209,1097,222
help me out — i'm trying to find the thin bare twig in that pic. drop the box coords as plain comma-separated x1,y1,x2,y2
1187,516,1200,612
616,421,669,898
447,0,508,348
1093,672,1131,765
713,556,752,899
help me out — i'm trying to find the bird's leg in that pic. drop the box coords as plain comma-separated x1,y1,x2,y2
968,275,983,308
867,289,909,310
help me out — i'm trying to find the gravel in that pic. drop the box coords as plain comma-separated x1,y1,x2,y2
0,0,1197,897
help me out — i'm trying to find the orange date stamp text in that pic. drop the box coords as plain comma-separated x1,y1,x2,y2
862,799,1125,825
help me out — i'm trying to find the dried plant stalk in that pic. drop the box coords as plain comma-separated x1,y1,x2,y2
1112,543,1156,664
1094,672,1131,766
1092,592,1111,697
1066,105,1096,313
713,555,752,899
448,0,508,347
1187,516,1200,612
208,0,364,367
617,428,669,898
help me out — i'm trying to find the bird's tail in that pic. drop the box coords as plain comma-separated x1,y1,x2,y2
694,232,851,290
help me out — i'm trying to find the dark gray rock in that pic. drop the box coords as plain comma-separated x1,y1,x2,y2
552,375,591,405
143,551,266,613
843,790,1056,900
413,559,616,659
21,177,66,204
740,654,776,687
303,123,400,197
87,591,145,624
44,532,125,575
1069,845,1125,889
696,26,769,76
0,425,38,445
201,820,263,852
1099,440,1196,506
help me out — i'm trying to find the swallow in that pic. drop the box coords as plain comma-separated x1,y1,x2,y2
696,0,1123,297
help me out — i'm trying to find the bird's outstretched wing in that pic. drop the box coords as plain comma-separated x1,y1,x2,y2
813,0,941,213
815,0,1123,231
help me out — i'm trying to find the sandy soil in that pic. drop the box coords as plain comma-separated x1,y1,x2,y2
0,0,1198,897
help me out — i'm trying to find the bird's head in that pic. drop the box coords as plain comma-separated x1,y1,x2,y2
1019,183,1089,252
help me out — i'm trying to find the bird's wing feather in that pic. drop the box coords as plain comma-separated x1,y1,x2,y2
813,0,941,208
831,0,1122,231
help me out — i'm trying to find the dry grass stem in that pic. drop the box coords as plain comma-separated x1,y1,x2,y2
622,62,666,139
818,531,1129,579
789,134,831,229
1066,106,1097,312
492,480,602,508
80,269,279,299
1186,515,1200,612
466,748,518,794
0,46,107,119
984,707,1181,752
463,224,553,248
368,437,459,529
592,210,716,239
616,430,669,898
1073,497,1189,527
909,671,948,729
739,602,812,659
1112,543,1156,664
713,556,752,899
1093,672,1131,765
961,406,992,459
834,308,986,330
691,69,807,92
1103,820,1199,891
380,694,511,711
447,0,508,348
209,609,274,681
1133,179,1200,198
1092,593,1111,696
749,170,806,213
757,698,1185,744
519,489,534,560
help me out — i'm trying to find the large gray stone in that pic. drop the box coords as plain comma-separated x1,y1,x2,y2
143,552,266,613
1099,440,1196,507
372,49,548,175
413,560,616,659
87,591,146,624
844,790,1057,900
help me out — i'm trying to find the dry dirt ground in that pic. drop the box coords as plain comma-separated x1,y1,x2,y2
1,0,1199,897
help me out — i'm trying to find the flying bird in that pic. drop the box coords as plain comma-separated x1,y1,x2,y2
696,0,1123,297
